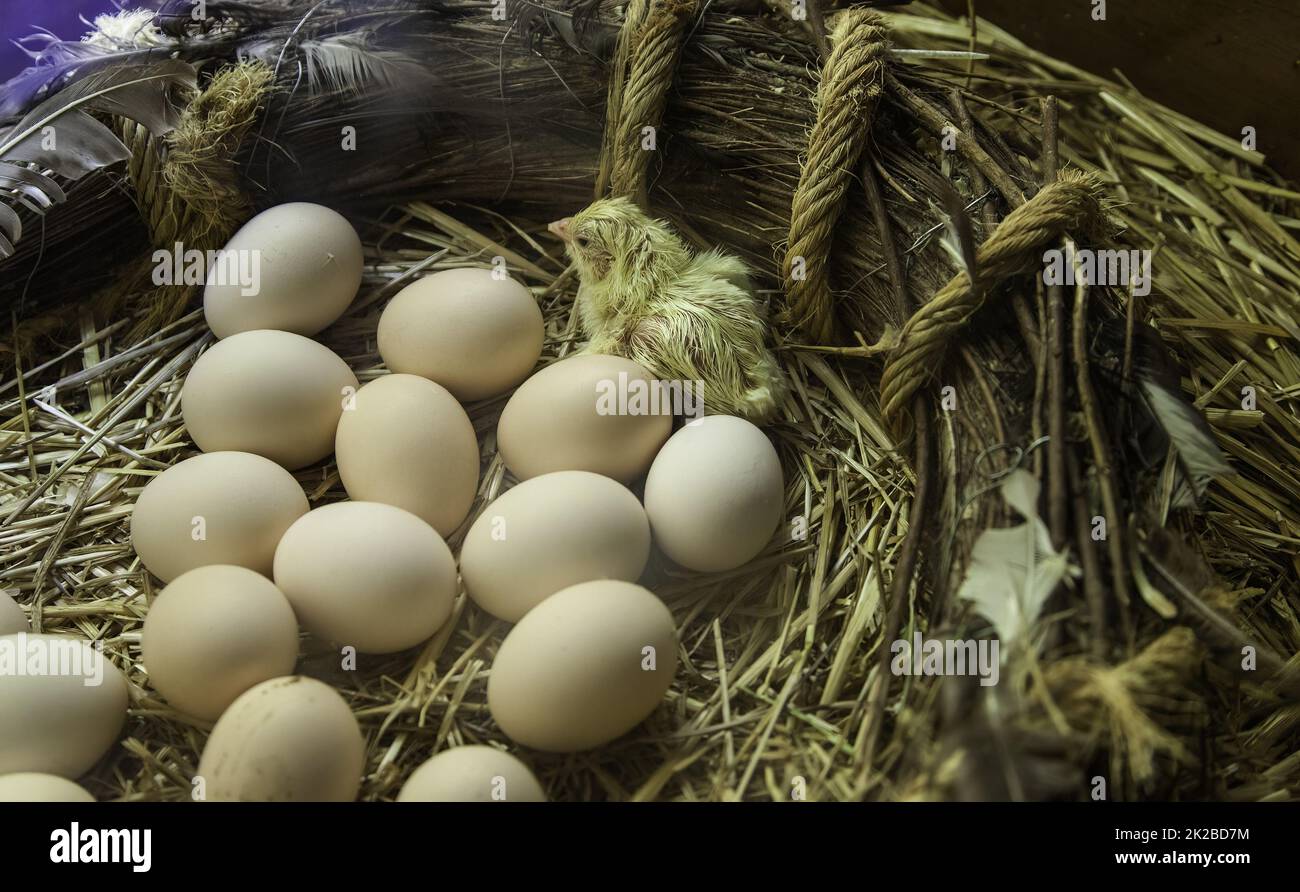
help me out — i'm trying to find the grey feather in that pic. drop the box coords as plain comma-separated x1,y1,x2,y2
0,60,196,259
1138,379,1233,506
242,34,434,94
302,35,432,93
0,165,66,210
0,204,20,245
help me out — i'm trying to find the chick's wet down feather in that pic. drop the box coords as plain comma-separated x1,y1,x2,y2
550,197,786,423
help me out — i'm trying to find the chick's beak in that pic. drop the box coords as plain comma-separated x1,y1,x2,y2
548,217,574,242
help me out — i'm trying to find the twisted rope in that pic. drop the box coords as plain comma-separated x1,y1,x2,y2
107,62,272,331
161,62,270,242
4,63,271,352
780,10,890,343
878,170,1103,430
596,0,698,205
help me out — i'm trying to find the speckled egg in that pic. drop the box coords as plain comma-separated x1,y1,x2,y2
197,676,364,802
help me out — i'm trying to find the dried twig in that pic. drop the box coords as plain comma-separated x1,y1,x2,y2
1040,95,1069,552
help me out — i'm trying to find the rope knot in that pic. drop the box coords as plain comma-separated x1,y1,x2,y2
878,170,1104,433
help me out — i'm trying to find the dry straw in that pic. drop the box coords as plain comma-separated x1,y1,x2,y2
1,1,1298,801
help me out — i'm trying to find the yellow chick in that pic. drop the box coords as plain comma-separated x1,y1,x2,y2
549,197,786,423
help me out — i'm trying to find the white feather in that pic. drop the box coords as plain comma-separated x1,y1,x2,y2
957,470,1078,654
84,10,177,51
298,35,428,94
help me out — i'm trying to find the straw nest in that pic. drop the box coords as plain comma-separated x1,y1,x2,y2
2,2,1299,801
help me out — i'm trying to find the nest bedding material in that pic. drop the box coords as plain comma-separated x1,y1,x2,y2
0,1,1298,801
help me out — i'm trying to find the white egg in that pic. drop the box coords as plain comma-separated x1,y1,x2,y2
334,374,480,535
460,471,650,622
203,202,363,338
397,746,545,802
496,354,672,484
0,634,129,778
182,330,357,470
274,502,457,654
487,580,677,752
142,565,300,721
129,451,309,583
0,773,95,802
378,268,544,401
643,415,783,571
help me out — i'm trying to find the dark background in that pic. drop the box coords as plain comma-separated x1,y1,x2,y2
939,0,1300,179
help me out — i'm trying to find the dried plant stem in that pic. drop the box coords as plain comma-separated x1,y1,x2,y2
806,0,832,59
1069,450,1107,660
1041,96,1069,551
858,134,932,785
950,89,1040,361
888,72,1025,208
1122,284,1139,389
10,320,38,485
1031,280,1048,478
1070,276,1133,634
862,158,907,321
862,397,930,780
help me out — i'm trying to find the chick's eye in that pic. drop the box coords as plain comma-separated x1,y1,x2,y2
575,234,590,248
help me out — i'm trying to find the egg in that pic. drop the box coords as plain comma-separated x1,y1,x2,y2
182,330,358,470
460,471,650,622
397,746,545,802
488,580,677,752
334,374,479,535
644,415,783,572
377,268,544,401
0,590,26,634
273,502,456,653
197,676,364,801
496,354,672,483
0,634,129,777
141,565,299,720
203,202,363,338
130,451,309,583
0,773,95,802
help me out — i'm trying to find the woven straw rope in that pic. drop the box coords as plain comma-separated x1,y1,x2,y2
597,6,1102,435
878,171,1103,429
780,9,890,344
595,0,699,205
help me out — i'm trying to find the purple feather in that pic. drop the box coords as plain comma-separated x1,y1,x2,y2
1,38,179,120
